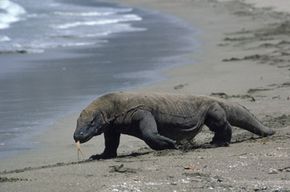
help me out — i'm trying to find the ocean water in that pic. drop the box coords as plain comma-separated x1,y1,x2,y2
0,0,145,53
0,0,198,157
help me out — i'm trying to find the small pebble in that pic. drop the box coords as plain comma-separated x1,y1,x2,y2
268,168,279,174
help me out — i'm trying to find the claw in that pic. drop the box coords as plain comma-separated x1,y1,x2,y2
89,154,102,161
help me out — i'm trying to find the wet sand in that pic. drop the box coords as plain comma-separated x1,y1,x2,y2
1,0,290,191
0,7,197,157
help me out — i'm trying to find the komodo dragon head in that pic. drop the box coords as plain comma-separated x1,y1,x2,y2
73,109,108,143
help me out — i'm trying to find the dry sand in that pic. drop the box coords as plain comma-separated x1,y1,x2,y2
243,0,290,13
1,0,290,191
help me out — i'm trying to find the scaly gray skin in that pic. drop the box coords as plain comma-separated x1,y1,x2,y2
73,92,275,160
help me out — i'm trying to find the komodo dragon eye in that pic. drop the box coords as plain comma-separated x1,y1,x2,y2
90,118,96,126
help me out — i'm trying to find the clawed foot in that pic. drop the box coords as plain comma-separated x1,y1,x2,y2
210,140,230,147
201,142,229,149
89,152,117,161
89,154,103,161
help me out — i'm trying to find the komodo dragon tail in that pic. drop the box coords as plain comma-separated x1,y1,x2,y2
220,102,275,137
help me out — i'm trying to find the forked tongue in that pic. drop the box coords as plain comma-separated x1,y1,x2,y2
75,141,85,160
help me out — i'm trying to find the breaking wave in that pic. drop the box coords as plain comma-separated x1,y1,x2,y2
0,0,144,54
0,0,26,30
54,14,142,29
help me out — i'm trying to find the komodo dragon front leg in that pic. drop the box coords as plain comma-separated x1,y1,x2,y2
89,109,176,160
89,128,121,160
133,110,177,150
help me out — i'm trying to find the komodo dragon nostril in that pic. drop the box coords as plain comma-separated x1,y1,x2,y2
80,132,84,135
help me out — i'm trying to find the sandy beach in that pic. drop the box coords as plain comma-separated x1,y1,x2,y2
1,0,290,191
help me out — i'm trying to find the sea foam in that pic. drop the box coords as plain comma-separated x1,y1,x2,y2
0,35,10,42
0,0,26,30
54,11,115,17
54,14,142,29
53,8,133,17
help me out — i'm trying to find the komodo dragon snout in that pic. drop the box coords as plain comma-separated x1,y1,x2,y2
74,109,107,143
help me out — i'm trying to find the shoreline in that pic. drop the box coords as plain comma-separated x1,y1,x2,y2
1,0,290,191
0,4,197,160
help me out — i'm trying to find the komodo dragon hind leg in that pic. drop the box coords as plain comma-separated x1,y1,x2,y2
205,103,232,147
134,110,176,150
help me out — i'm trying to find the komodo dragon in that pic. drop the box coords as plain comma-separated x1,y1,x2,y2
73,92,275,160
